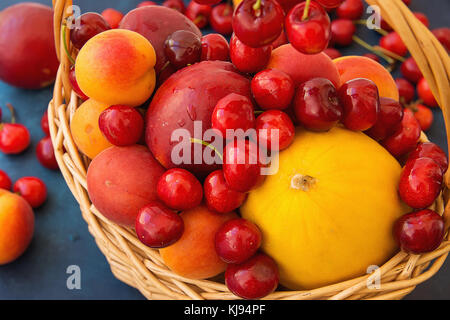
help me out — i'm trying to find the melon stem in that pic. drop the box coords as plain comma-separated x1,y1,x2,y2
291,174,316,191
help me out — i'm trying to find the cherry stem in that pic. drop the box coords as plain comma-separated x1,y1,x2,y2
62,24,76,65
352,35,395,64
373,45,406,62
6,103,16,124
252,0,262,11
354,20,389,36
254,110,264,115
190,138,223,161
302,0,312,21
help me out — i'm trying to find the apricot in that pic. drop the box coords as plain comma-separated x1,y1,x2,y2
0,189,34,265
160,205,237,279
70,99,113,159
87,145,165,227
75,29,156,107
333,56,399,100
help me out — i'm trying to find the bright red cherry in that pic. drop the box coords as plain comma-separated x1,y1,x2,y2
0,170,12,190
330,19,356,46
323,47,342,59
36,136,58,170
365,97,403,141
201,33,230,61
165,30,202,70
13,177,47,208
394,209,445,254
407,142,448,174
413,12,429,27
339,78,380,131
69,66,89,100
285,1,331,54
432,28,450,51
230,34,272,74
137,1,157,7
417,77,438,107
336,0,363,20
204,170,247,214
210,4,233,35
185,2,212,29
135,201,184,248
413,104,433,132
70,12,111,50
316,0,344,9
193,0,221,5
225,253,279,299
98,105,144,146
379,32,408,57
157,168,203,211
215,218,262,264
0,105,30,155
101,8,123,29
41,111,50,136
294,77,342,132
256,110,295,151
251,69,295,110
163,0,186,13
233,0,284,48
363,53,380,62
400,57,422,83
395,78,415,105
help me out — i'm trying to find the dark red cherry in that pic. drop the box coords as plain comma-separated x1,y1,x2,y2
230,34,272,74
36,136,59,170
41,111,50,136
13,177,47,208
163,0,186,13
256,110,295,151
407,142,448,174
165,30,202,70
330,19,356,46
413,12,429,28
363,53,380,62
323,47,342,59
210,4,233,35
70,12,111,50
251,69,295,110
185,2,212,29
316,0,344,9
395,78,415,105
193,0,221,5
201,33,230,61
432,28,450,51
336,0,364,20
400,57,423,83
69,66,89,100
417,77,438,107
365,97,403,141
379,32,408,57
0,170,12,190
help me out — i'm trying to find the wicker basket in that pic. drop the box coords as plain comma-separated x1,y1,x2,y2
49,0,450,300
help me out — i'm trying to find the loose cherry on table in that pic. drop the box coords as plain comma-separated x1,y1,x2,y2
330,19,356,47
36,136,59,170
41,111,50,136
165,30,202,70
225,253,279,300
365,97,403,141
285,1,331,54
251,69,295,111
229,34,272,74
394,209,445,254
417,77,438,107
256,110,295,151
0,170,12,190
210,4,233,35
204,170,248,214
293,78,342,132
201,33,230,61
379,32,408,57
232,0,284,48
98,105,144,146
338,78,380,131
336,0,364,20
408,142,448,174
101,8,123,29
413,104,433,132
157,168,203,211
13,177,47,208
70,12,111,50
432,28,450,51
401,57,423,83
215,218,262,264
162,0,186,13
0,104,30,155
69,66,89,101
185,2,212,29
135,201,184,249
395,78,415,105
323,47,342,59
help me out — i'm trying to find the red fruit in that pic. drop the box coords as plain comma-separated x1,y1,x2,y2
294,77,342,132
164,30,202,69
432,28,450,51
13,177,47,208
401,57,422,83
98,105,145,146
417,77,438,107
365,97,403,141
0,123,30,155
211,93,255,138
413,104,433,132
193,0,221,5
210,4,233,35
204,170,247,214
256,110,295,151
379,32,408,57
0,170,12,190
69,66,89,100
201,33,230,61
402,0,411,6
215,218,262,264
380,16,392,32
232,0,285,48
163,0,186,13
394,209,445,254
323,47,342,59
413,12,429,28
185,2,212,29
336,0,363,20
135,201,184,248
271,30,288,49
41,111,50,136
137,1,157,7
285,1,331,54
395,78,415,105
230,34,272,74
407,142,448,174
70,12,111,50
36,136,58,170
225,253,279,299
251,69,295,110
157,168,203,211
101,8,123,29
338,78,380,131
330,19,356,46
315,0,344,9
362,53,380,62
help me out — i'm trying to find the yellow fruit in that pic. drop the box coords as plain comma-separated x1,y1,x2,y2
241,126,408,290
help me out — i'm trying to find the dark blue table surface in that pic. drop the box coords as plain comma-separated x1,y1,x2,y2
0,0,449,300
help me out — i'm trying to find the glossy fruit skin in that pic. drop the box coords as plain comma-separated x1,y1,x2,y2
230,34,272,74
138,1,157,7
13,177,47,208
401,57,422,83
339,78,380,131
163,0,186,13
70,12,111,50
256,110,295,151
211,93,255,138
251,69,295,110
365,97,403,141
165,30,202,70
225,253,279,299
379,32,407,57
185,2,212,29
135,201,184,248
271,30,288,48
157,168,203,211
413,104,433,132
0,123,30,154
36,136,58,170
336,0,363,20
98,105,144,146
69,66,89,100
204,170,247,214
408,142,448,174
323,47,342,59
315,0,344,9
432,28,450,51
417,77,438,107
330,19,356,46
399,157,443,209
193,0,221,5
394,209,445,254
395,78,415,105
41,111,50,136
210,4,233,35
362,53,380,62
101,8,123,29
201,33,230,61
285,1,331,54
215,218,262,264
233,0,285,48
0,170,12,190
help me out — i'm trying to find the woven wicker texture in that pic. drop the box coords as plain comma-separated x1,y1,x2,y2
49,0,450,300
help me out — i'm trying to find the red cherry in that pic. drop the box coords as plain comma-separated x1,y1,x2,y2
365,97,403,141
137,1,157,7
232,0,285,48
432,28,450,51
285,1,331,54
69,66,89,100
256,110,295,151
316,0,344,9
0,170,12,190
36,136,58,170
330,19,356,46
13,177,47,208
413,104,433,132
417,77,438,107
98,105,144,146
251,69,295,110
230,34,272,74
293,77,342,132
70,12,111,50
336,0,364,20
157,168,203,211
395,78,415,105
193,0,221,5
215,218,262,264
323,47,342,59
185,2,212,29
413,12,429,28
0,123,30,154
400,57,423,83
394,209,445,254
204,170,247,214
363,53,380,62
41,111,50,136
271,30,288,49
407,142,448,174
402,0,411,6
163,0,186,13
211,93,256,138
225,253,279,299
101,8,123,29
165,30,202,70
210,4,233,35
135,201,184,248
201,33,230,61
380,16,393,32
379,32,408,57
